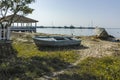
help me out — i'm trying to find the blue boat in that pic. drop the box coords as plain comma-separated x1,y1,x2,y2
33,36,81,47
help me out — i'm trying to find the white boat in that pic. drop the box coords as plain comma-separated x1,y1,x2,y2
33,36,81,47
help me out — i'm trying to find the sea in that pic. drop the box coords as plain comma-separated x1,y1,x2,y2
37,28,120,38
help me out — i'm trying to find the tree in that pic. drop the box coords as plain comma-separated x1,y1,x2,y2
0,0,35,40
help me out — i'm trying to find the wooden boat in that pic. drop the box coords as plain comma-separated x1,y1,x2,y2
33,36,81,47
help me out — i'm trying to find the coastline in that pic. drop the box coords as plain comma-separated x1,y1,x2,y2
0,32,119,79
11,32,120,58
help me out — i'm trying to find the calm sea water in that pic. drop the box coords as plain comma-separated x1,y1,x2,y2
37,28,120,38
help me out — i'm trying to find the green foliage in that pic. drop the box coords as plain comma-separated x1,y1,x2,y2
0,0,35,29
0,0,35,39
0,0,34,16
13,42,79,63
55,57,120,80
0,41,79,79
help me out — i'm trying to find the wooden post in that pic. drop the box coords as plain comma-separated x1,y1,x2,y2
7,27,10,40
12,23,14,27
26,23,29,27
0,29,1,40
21,23,22,27
3,27,6,40
35,22,37,27
23,23,24,27
17,23,19,27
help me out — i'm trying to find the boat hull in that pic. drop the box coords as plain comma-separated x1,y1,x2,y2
33,36,81,47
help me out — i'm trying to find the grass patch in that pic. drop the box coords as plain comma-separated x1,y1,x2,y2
13,42,79,63
0,41,79,79
55,56,120,80
2,32,119,79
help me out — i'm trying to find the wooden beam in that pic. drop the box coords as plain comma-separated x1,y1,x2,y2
0,29,1,40
35,22,37,27
7,27,10,40
17,23,18,27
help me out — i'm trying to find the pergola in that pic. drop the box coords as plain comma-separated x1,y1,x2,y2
0,14,39,27
0,14,38,40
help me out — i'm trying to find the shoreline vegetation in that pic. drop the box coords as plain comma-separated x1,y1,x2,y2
0,32,120,80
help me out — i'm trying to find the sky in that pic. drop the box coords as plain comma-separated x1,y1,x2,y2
28,0,120,28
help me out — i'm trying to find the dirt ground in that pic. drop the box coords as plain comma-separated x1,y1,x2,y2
11,32,120,59
78,36,120,58
11,32,120,79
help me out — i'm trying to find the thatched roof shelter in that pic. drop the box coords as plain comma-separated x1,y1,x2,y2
0,15,38,40
0,14,39,27
0,14,38,23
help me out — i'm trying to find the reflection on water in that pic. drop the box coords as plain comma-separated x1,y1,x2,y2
37,28,120,38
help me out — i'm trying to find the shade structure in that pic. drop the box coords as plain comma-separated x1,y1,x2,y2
0,14,38,23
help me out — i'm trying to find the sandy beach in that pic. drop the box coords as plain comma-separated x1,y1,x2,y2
11,32,120,58
78,36,120,58
0,32,119,79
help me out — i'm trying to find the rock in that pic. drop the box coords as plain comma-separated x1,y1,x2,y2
115,38,120,42
94,28,109,39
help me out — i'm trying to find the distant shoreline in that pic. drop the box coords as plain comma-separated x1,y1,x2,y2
36,26,95,29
